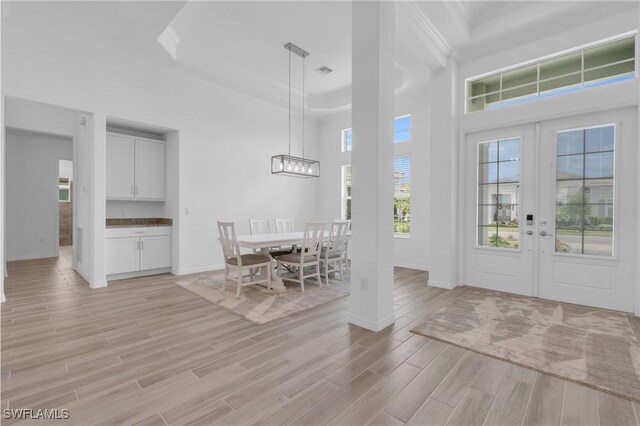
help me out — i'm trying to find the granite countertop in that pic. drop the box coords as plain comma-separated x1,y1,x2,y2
106,218,173,228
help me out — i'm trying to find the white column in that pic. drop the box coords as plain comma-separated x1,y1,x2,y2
349,1,395,331
428,59,459,290
90,113,107,288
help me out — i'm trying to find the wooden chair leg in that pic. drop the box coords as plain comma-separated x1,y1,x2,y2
299,264,305,293
316,263,323,288
236,270,242,298
324,261,329,285
223,267,228,291
267,263,272,291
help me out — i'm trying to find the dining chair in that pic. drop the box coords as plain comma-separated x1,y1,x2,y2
275,218,298,253
344,219,352,271
321,220,349,284
218,221,272,297
249,219,292,258
275,218,294,233
249,219,271,235
275,222,324,292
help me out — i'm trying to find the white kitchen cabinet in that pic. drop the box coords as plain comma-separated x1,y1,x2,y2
106,134,135,199
106,133,165,201
139,235,172,270
135,139,166,200
106,237,140,274
106,227,171,277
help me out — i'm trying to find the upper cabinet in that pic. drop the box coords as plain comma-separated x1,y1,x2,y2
106,133,166,201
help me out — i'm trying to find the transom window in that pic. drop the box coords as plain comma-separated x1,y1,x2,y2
477,138,521,249
467,35,636,113
555,124,615,256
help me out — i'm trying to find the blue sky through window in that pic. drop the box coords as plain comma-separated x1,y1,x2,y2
343,115,411,151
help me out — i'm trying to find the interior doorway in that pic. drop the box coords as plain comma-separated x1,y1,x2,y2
5,129,73,261
58,159,73,252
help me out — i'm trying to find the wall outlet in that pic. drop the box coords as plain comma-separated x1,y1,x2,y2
359,277,368,290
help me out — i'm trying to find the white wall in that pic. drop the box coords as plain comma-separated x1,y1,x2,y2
59,159,73,180
317,91,430,270
105,201,165,219
2,18,319,279
5,129,72,260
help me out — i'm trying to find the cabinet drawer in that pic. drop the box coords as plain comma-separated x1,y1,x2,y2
106,226,172,239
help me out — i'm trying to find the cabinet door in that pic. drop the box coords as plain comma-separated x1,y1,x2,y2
106,134,135,199
106,237,140,274
139,235,171,270
134,139,165,200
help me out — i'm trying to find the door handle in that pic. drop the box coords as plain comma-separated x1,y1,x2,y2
540,231,553,237
521,230,533,236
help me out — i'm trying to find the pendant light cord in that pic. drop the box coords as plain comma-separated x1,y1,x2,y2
288,49,291,158
302,55,305,160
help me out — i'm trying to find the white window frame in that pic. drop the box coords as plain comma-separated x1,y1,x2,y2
465,31,638,113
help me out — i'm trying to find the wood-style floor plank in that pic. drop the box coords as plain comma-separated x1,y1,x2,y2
2,250,638,426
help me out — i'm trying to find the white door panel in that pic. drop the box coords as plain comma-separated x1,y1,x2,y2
464,125,536,296
538,108,637,312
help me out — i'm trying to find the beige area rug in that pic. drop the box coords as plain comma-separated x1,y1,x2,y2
174,272,350,325
411,287,640,402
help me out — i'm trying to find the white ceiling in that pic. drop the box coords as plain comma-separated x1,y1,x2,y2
3,1,638,117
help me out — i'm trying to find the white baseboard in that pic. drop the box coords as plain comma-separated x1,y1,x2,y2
393,262,429,271
429,279,457,290
348,312,396,332
174,264,224,276
90,280,108,289
107,268,172,282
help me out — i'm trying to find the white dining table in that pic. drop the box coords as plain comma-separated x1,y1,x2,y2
236,231,349,292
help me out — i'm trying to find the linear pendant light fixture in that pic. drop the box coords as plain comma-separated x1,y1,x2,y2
271,42,320,178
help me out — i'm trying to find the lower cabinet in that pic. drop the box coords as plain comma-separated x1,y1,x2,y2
106,237,140,275
106,227,171,276
139,235,171,270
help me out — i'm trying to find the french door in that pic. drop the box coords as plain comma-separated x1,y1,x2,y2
464,107,638,313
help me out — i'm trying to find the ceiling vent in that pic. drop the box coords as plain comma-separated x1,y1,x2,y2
315,66,333,75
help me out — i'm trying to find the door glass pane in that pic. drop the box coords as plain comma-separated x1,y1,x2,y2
557,129,584,155
556,155,584,179
478,163,498,184
555,125,615,256
585,126,614,153
498,161,520,183
477,138,521,249
584,152,614,178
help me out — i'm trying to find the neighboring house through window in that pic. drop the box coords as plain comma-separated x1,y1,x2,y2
341,115,412,236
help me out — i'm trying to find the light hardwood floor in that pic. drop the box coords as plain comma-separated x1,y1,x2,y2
2,248,639,425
